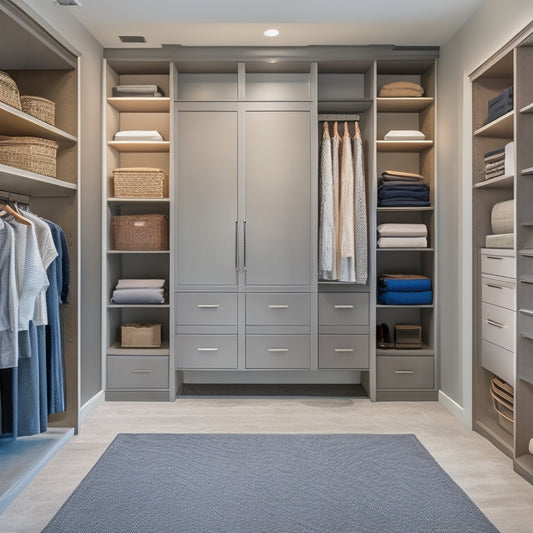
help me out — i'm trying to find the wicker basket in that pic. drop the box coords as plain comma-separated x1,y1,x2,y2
490,377,514,434
20,95,55,126
113,167,168,198
112,214,169,251
0,71,21,110
0,135,58,177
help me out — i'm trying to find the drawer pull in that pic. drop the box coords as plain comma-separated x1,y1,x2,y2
131,369,152,374
268,305,289,309
268,348,289,352
486,256,503,260
394,370,414,375
197,347,219,352
486,284,503,290
520,280,533,285
334,348,354,352
197,304,220,308
486,319,506,329
521,333,533,341
334,305,354,309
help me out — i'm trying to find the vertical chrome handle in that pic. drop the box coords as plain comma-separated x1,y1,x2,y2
235,220,239,271
243,220,247,271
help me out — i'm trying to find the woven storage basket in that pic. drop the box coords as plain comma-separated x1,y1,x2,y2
112,214,169,251
113,167,168,198
0,71,21,110
20,95,55,126
490,377,514,434
0,135,58,177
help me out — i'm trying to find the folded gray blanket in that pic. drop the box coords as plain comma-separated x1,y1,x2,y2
112,288,165,304
115,279,165,289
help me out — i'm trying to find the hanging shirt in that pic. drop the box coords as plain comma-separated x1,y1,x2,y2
319,122,335,280
339,122,355,282
331,123,341,281
352,122,368,285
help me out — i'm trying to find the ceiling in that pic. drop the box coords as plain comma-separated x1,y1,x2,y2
60,0,486,49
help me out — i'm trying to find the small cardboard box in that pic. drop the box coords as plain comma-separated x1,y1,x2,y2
394,324,422,349
121,323,162,348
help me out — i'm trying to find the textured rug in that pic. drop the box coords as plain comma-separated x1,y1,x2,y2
43,433,498,533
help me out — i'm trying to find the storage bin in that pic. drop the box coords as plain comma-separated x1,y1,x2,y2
113,167,168,198
0,71,21,110
394,324,422,349
0,135,58,177
121,322,162,348
20,95,55,125
490,377,514,434
112,214,168,250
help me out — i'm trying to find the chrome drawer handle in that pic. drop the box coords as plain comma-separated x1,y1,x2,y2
486,284,503,290
268,305,289,309
197,304,220,308
521,280,533,285
486,319,505,329
394,370,414,375
268,348,289,352
131,369,152,374
197,348,219,352
334,305,354,309
334,348,354,352
486,256,503,260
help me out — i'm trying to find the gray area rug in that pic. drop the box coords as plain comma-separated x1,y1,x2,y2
43,433,498,533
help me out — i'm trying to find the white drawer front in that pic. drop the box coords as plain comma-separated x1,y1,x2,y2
481,339,515,387
177,335,237,369
176,293,237,326
481,302,516,352
481,251,515,279
245,335,310,369
246,293,310,326
318,293,369,326
481,275,515,310
107,356,168,389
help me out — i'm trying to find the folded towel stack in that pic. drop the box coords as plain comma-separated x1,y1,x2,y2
113,130,164,142
484,147,505,180
485,199,514,249
378,170,430,207
112,279,166,304
377,223,428,248
378,274,432,305
384,130,425,141
484,85,513,125
378,81,424,98
112,85,164,97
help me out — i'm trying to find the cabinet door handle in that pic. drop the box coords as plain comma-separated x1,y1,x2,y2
197,304,220,308
334,348,354,352
243,220,247,271
235,220,239,271
268,305,289,309
394,370,414,375
197,348,219,352
520,333,533,341
268,348,289,352
131,369,152,374
520,279,533,285
486,319,505,329
486,284,503,290
334,305,354,309
486,256,503,260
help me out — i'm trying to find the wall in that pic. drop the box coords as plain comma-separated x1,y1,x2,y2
438,0,533,424
13,0,103,407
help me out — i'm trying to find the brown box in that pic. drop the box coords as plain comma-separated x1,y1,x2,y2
394,324,422,349
112,214,168,251
121,323,162,348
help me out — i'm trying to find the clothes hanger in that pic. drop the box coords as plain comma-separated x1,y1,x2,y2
322,121,330,139
0,201,32,225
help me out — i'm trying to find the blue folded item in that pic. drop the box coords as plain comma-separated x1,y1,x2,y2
378,198,431,207
379,277,431,292
378,291,433,305
379,190,429,200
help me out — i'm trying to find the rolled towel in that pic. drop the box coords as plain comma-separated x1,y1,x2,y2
115,279,165,290
377,237,427,248
112,288,165,304
377,223,427,238
491,200,514,235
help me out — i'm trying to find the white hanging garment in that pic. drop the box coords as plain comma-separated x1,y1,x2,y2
319,122,335,280
332,122,341,280
339,122,355,282
353,122,368,284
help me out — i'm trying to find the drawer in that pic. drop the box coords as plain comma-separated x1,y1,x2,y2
377,356,434,389
177,335,237,369
107,356,168,389
481,302,516,352
481,339,515,387
481,250,515,279
246,293,310,326
176,293,237,326
319,293,369,326
481,275,515,310
246,335,310,369
318,335,369,369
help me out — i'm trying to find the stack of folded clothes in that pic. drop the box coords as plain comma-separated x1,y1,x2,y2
383,130,425,141
378,170,430,207
111,279,166,304
485,199,514,249
113,130,164,141
112,84,164,97
484,85,513,125
484,147,505,180
377,223,428,248
378,81,424,97
378,274,432,305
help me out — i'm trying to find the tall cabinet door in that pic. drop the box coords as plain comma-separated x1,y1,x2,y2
244,110,312,287
176,109,239,287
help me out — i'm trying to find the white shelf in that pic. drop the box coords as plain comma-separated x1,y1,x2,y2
377,248,434,252
519,102,533,114
108,141,170,153
107,97,170,113
317,99,373,114
377,206,433,212
0,163,77,197
376,97,434,113
0,101,77,148
376,140,434,152
107,303,170,309
107,197,170,204
376,344,434,356
107,341,170,356
473,110,514,138
376,304,434,309
521,167,533,176
107,250,170,254
474,175,514,189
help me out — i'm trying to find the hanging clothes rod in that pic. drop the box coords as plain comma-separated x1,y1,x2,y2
0,189,31,206
318,114,360,122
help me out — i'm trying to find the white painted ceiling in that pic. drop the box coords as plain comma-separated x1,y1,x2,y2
62,0,486,48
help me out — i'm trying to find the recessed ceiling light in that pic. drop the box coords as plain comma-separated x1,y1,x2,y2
119,35,147,43
264,29,279,37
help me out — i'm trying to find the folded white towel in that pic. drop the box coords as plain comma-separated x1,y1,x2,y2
377,223,427,237
114,130,164,142
377,237,428,248
384,130,426,141
115,279,166,289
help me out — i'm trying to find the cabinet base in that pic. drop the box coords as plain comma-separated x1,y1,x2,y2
375,390,438,401
105,390,171,402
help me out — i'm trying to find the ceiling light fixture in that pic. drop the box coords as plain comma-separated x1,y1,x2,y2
264,29,279,37
119,35,147,43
